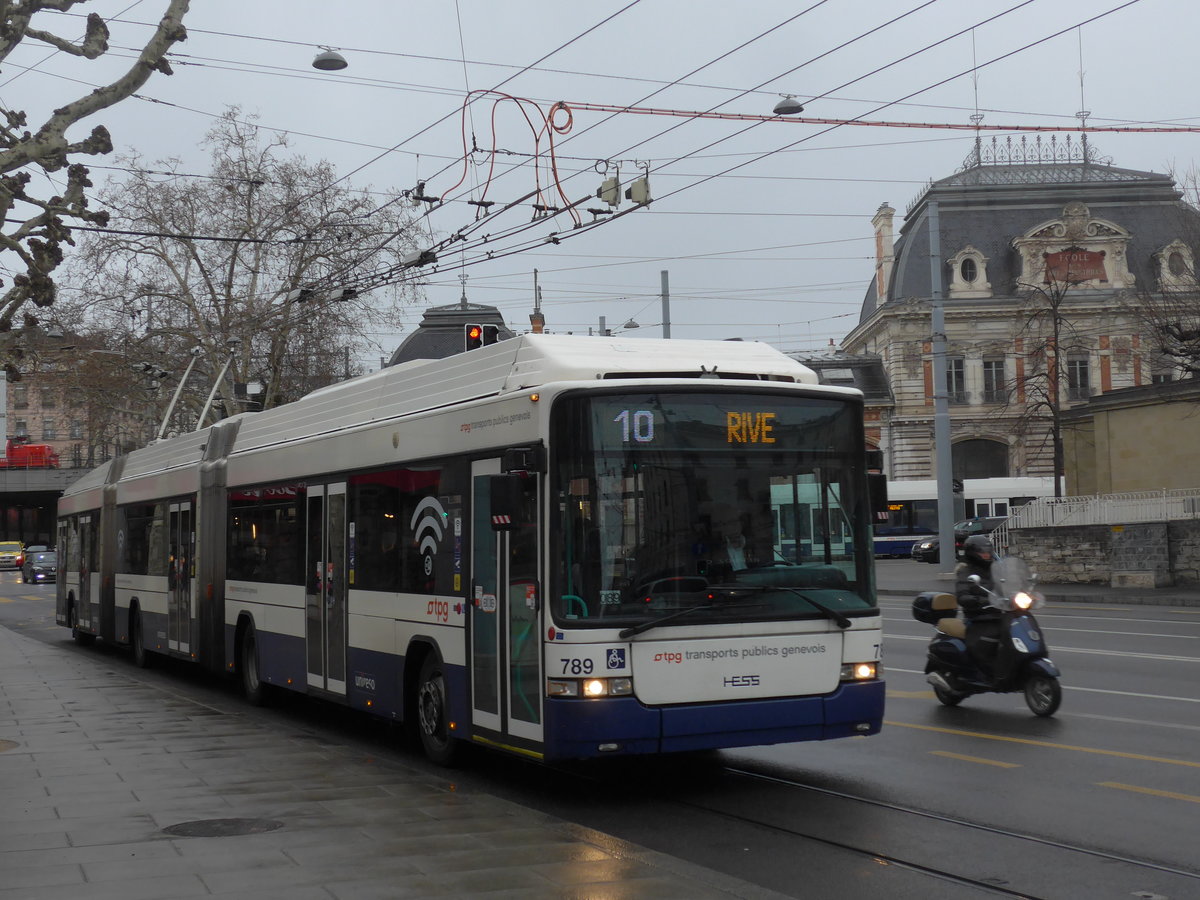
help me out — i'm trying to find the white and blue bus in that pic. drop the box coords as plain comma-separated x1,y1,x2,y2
873,476,1054,557
57,334,884,763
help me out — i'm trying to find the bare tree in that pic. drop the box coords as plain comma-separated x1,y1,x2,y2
60,110,424,419
1123,172,1200,377
0,1,189,348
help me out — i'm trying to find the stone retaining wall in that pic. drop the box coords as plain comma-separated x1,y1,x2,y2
1006,520,1200,587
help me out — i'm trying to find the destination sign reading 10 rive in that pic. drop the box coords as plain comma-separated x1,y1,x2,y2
613,409,777,444
605,403,780,450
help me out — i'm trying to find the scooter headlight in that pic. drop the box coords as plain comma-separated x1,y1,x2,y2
1013,591,1035,610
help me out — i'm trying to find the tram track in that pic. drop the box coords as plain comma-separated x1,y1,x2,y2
719,765,1200,891
21,621,1199,898
536,754,1200,900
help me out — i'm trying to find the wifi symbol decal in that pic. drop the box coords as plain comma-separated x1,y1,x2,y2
410,496,448,575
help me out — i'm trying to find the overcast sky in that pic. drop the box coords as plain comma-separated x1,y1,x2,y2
9,0,1198,366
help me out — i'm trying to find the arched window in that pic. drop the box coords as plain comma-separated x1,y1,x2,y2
952,439,1008,479
960,257,978,283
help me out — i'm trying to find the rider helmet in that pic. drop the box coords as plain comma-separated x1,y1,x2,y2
962,534,994,566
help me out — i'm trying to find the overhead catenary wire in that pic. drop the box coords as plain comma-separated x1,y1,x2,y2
18,0,1169,351
328,0,1149,313
332,1,1048,296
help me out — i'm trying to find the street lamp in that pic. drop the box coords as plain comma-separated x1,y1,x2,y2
773,94,805,115
312,48,348,71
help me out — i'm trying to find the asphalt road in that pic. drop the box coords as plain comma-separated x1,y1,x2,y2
3,568,1199,899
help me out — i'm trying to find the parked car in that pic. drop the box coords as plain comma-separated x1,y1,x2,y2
0,541,24,569
21,549,56,584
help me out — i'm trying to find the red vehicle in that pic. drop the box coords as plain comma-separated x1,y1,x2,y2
0,438,60,468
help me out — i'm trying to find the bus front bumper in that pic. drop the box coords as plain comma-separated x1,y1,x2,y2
543,680,885,760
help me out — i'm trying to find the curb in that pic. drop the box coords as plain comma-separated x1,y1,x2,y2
878,587,1200,608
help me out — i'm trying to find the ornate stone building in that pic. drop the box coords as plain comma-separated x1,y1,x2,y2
839,136,1199,483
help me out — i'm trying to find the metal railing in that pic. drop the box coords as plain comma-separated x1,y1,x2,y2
992,488,1200,554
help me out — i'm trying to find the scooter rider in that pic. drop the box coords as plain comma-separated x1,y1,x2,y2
956,535,1002,675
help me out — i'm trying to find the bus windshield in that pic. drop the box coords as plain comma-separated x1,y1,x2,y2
550,389,877,628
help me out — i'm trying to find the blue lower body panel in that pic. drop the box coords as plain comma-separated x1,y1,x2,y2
544,681,885,760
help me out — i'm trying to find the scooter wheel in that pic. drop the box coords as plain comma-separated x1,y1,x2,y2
933,681,965,707
1024,673,1061,717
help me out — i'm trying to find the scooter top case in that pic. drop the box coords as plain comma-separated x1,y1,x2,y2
912,591,957,625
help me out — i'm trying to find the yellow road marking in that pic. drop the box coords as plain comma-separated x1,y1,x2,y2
887,689,935,699
1100,782,1200,804
930,750,1020,768
885,720,1200,769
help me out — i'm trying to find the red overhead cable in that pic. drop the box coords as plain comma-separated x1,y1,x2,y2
563,101,1200,133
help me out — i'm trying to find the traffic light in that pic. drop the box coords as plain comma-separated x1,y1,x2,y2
464,323,501,351
465,323,484,350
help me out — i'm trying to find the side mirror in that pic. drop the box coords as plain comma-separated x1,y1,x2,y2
867,472,888,514
489,473,534,531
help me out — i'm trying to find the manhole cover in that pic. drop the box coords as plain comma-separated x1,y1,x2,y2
0,739,18,752
163,818,284,838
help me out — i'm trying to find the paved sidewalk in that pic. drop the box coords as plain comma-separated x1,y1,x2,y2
0,625,787,900
875,558,1200,607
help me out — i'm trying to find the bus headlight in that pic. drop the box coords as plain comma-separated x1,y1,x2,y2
547,677,632,698
840,662,879,681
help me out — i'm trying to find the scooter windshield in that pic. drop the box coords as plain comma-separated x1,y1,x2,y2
990,557,1042,610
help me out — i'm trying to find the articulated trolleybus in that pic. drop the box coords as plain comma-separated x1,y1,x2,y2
57,335,883,763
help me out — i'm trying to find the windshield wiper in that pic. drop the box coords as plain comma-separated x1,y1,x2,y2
706,583,853,629
618,604,713,639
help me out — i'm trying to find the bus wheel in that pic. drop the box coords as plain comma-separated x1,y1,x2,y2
417,654,460,766
240,623,267,706
69,604,95,647
130,609,150,669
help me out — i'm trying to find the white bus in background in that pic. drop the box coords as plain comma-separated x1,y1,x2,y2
58,334,885,764
874,477,1056,557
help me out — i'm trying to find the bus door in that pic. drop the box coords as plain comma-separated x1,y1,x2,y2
470,460,543,746
306,482,347,695
77,514,95,632
168,502,193,653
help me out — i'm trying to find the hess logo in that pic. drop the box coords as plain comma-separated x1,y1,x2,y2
724,674,761,687
427,599,450,623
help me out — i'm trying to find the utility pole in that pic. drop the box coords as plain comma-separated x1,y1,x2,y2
929,200,957,575
661,270,671,339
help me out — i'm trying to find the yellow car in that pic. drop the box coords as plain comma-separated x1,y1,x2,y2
0,541,23,569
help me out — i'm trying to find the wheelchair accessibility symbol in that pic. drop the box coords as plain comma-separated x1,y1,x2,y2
607,648,626,670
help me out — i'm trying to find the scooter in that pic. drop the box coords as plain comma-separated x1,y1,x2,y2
911,557,1062,717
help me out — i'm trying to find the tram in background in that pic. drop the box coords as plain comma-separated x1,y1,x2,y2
56,334,884,764
873,476,1054,557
